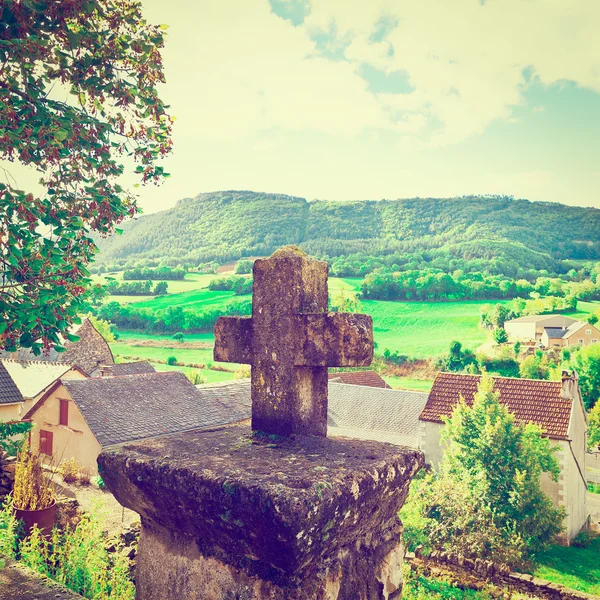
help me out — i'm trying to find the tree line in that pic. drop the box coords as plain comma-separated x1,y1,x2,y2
105,280,168,296
122,266,185,280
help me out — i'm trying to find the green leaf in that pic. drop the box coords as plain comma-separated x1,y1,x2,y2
65,333,80,343
54,128,69,142
54,345,66,353
0,323,7,335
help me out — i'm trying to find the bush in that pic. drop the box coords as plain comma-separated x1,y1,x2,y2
492,327,508,344
172,332,184,342
186,370,207,385
234,365,251,379
235,259,253,274
167,356,177,366
61,458,80,483
79,468,91,486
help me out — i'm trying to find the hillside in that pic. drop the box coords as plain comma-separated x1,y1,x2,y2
95,191,600,273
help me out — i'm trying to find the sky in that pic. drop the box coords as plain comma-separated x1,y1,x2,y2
5,0,600,213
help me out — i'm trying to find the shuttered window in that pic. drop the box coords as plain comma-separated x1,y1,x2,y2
59,399,69,426
40,430,53,456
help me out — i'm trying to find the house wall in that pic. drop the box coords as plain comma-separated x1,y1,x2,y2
28,384,102,474
419,421,445,469
22,367,87,415
420,420,585,544
505,322,536,341
563,400,589,541
0,403,24,422
541,333,564,348
565,324,600,348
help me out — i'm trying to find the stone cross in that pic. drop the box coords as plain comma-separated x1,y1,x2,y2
214,246,373,436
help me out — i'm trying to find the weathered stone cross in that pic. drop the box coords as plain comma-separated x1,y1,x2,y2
214,246,373,436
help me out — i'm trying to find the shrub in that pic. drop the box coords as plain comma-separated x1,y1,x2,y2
0,496,19,559
235,259,253,274
167,356,177,366
186,370,207,385
14,449,55,511
61,458,80,483
172,332,184,342
492,327,509,344
79,468,91,486
234,365,251,379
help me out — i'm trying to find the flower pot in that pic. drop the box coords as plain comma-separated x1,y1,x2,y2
15,500,56,537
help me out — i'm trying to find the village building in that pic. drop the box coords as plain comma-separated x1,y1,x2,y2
504,314,600,348
0,360,86,421
328,369,391,388
0,318,114,374
541,321,600,348
0,362,24,422
419,371,588,543
23,371,249,472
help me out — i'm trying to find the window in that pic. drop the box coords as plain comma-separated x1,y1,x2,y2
592,339,598,344
586,329,592,335
39,430,53,456
578,339,584,345
59,399,69,426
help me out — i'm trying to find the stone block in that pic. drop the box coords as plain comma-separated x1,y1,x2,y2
99,425,423,600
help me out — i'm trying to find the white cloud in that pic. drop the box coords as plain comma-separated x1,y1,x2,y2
143,0,600,147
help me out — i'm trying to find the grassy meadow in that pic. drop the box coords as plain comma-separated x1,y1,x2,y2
105,270,600,388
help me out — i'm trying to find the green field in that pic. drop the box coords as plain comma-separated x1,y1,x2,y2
106,271,600,385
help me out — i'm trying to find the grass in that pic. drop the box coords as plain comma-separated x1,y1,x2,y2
533,537,600,595
105,271,600,362
383,376,434,392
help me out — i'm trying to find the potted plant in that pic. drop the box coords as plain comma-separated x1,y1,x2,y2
13,447,56,535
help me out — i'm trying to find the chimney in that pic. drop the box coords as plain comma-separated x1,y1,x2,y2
99,365,113,377
561,369,579,400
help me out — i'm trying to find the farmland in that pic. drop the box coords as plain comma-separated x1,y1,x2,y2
103,271,600,389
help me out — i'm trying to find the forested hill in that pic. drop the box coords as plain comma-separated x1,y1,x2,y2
94,190,600,275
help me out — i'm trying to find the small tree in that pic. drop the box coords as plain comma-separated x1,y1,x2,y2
492,328,509,344
587,314,599,326
569,344,600,409
235,259,253,275
520,353,550,380
513,341,521,357
587,401,600,452
167,356,177,366
407,375,564,567
154,281,169,296
172,332,184,343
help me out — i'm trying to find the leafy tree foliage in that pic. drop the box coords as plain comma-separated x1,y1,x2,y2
492,328,509,344
519,353,551,380
407,375,564,567
588,402,600,452
94,192,600,274
0,0,172,353
568,344,600,410
105,279,167,296
437,341,477,373
87,315,115,343
123,266,184,281
234,259,253,274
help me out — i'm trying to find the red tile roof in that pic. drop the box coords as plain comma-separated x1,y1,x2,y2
419,372,572,439
328,370,390,389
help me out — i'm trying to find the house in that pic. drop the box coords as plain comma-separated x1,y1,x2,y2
504,315,577,343
0,360,87,420
90,361,156,377
23,371,249,472
541,321,600,348
0,362,24,422
419,371,588,543
0,318,114,374
328,370,391,388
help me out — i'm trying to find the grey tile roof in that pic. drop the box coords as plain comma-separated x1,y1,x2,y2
192,379,427,449
1,360,73,399
62,371,243,446
90,361,156,377
328,383,428,448
544,327,569,339
0,362,23,406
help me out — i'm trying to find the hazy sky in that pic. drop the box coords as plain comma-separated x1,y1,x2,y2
6,0,600,213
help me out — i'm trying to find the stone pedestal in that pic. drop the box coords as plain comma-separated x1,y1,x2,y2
99,425,423,600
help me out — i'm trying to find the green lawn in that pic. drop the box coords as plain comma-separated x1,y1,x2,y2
383,376,434,392
533,537,600,595
151,362,237,383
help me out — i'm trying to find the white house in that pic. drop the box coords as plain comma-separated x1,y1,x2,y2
419,371,588,544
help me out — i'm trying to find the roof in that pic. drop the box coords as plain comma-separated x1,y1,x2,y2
29,371,246,446
0,362,23,405
193,379,427,448
543,327,569,339
328,383,428,448
194,379,252,424
0,360,74,399
90,361,156,377
419,372,573,439
328,370,391,388
505,315,577,325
